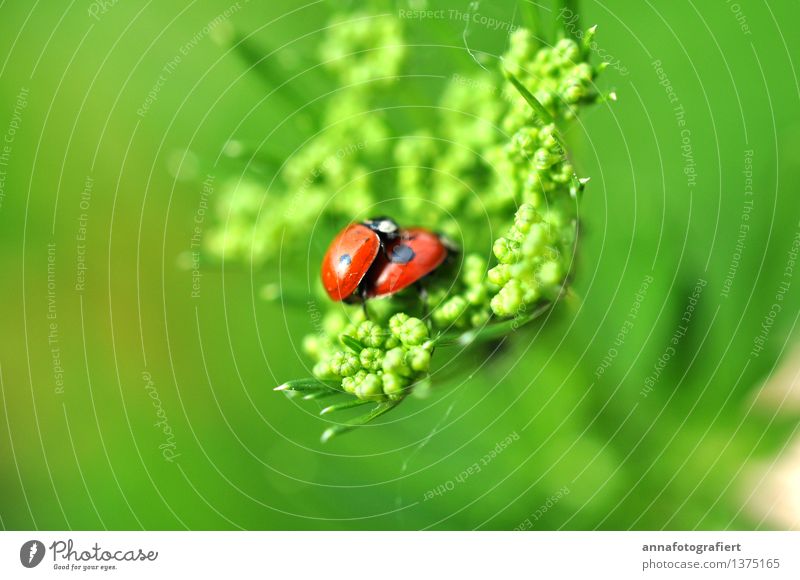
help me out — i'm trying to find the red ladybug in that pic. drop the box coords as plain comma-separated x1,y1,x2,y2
365,228,453,298
321,217,399,301
321,219,456,302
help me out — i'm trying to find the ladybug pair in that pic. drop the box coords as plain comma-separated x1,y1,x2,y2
321,217,456,303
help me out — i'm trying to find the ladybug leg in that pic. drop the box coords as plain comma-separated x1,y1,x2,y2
359,285,371,320
344,286,371,320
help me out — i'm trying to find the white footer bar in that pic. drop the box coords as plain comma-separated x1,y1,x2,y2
1,531,798,579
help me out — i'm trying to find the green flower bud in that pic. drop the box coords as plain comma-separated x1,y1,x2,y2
573,62,593,82
359,347,384,371
470,308,491,328
555,38,580,63
382,372,409,400
520,279,541,303
355,373,384,401
534,148,561,170
341,376,356,394
507,227,527,244
538,260,563,288
511,128,538,157
562,83,586,103
383,347,412,377
521,223,548,257
463,254,487,286
491,280,524,317
539,125,558,149
493,237,519,264
406,347,432,372
552,163,575,184
389,313,410,336
341,370,367,395
514,203,539,230
488,264,511,286
356,320,386,348
399,317,429,346
330,351,360,377
313,360,334,379
465,284,488,305
433,296,469,327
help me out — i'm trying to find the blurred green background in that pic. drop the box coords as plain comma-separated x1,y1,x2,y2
1,0,800,530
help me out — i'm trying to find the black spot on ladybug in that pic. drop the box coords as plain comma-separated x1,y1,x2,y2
390,244,415,264
339,253,352,266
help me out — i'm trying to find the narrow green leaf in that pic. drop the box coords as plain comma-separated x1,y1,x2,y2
340,335,365,353
320,401,402,443
504,70,555,125
320,399,372,415
274,378,342,393
302,390,341,401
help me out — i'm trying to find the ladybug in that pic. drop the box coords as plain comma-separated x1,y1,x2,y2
321,217,399,302
321,219,456,302
364,228,455,298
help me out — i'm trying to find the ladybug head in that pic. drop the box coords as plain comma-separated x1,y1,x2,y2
362,216,400,238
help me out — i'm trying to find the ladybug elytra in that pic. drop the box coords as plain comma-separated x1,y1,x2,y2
320,217,399,302
364,228,451,298
320,218,455,302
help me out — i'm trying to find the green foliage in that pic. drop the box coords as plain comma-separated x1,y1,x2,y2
205,14,608,439
4,0,800,533
187,1,800,529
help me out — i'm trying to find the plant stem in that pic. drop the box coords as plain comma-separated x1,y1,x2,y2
435,302,552,347
320,400,402,442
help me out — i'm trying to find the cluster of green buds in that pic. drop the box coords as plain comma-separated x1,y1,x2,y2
488,203,570,317
500,122,579,208
320,12,405,87
205,13,404,264
207,12,608,439
428,254,492,331
503,30,602,130
205,175,331,264
310,314,434,402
